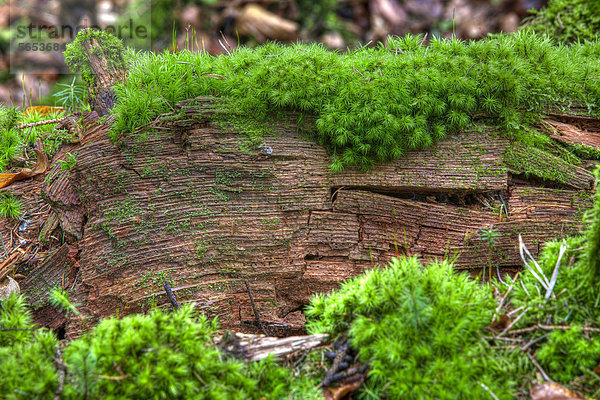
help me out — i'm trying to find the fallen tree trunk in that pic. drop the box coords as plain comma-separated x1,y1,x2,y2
9,97,593,338
3,35,599,339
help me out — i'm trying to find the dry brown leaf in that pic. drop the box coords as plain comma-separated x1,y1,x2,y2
0,138,48,189
324,377,365,400
530,382,591,400
490,314,511,331
24,106,64,116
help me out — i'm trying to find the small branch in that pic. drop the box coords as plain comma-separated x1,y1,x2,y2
163,280,179,310
265,51,284,58
544,244,566,299
527,351,552,382
465,62,477,77
244,280,268,336
352,67,366,79
53,345,67,400
520,334,547,352
17,118,65,130
519,235,549,290
479,382,500,400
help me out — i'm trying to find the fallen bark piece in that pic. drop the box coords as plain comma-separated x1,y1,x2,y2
216,332,329,362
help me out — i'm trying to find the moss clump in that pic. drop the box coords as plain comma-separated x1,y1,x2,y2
305,257,523,399
110,31,600,171
0,193,22,220
64,28,126,88
502,167,600,393
0,294,321,399
525,0,600,43
502,142,577,184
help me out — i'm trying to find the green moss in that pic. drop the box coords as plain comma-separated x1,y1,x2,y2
64,28,126,88
0,294,322,399
524,0,600,43
0,193,22,220
306,257,524,399
566,142,600,160
503,142,576,185
110,31,600,170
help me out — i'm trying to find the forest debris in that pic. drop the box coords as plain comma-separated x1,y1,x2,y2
236,4,299,42
0,139,48,189
324,370,367,400
0,251,22,282
530,381,590,400
245,280,269,336
216,332,329,362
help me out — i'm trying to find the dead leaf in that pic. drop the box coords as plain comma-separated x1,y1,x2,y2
0,139,48,189
324,375,365,400
530,382,591,400
490,314,511,331
24,106,64,116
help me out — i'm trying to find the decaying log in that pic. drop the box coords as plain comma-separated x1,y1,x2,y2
216,332,329,361
3,39,598,339
26,97,587,339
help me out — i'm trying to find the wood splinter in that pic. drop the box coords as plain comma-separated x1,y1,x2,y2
245,280,269,336
163,280,179,310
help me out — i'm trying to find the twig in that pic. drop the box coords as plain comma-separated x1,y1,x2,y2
507,306,525,317
493,274,517,322
163,280,179,310
319,340,350,388
465,62,477,77
352,67,366,79
527,351,552,382
53,345,67,400
265,51,284,58
218,39,231,56
518,235,549,290
496,266,506,286
519,279,530,298
16,118,65,130
520,334,547,352
244,280,268,336
479,382,500,400
538,324,600,333
0,252,20,282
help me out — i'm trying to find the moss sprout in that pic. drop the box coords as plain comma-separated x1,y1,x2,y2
0,193,22,220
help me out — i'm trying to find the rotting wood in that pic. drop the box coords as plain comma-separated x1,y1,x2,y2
26,98,588,339
74,33,127,116
216,332,329,361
